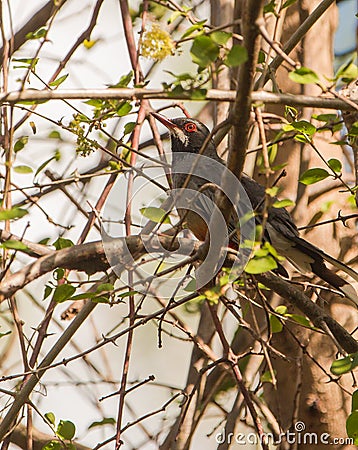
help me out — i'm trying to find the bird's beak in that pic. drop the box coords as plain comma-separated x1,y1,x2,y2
151,112,178,131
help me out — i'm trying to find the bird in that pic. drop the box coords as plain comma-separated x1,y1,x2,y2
151,112,358,306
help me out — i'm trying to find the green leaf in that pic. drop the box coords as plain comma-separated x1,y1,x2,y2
346,411,358,445
96,283,114,293
88,417,116,429
26,27,47,40
285,313,311,327
49,74,69,87
123,122,136,135
48,130,62,139
264,0,276,14
330,353,358,375
270,314,283,333
225,45,248,67
14,136,28,152
53,237,74,250
116,101,132,117
245,255,278,274
117,290,138,299
140,207,171,224
349,121,358,137
180,20,207,39
352,390,358,412
57,420,76,440
272,199,295,208
42,441,62,450
312,113,338,122
109,70,133,88
34,156,56,177
52,284,76,303
282,0,297,8
210,31,231,45
289,67,320,85
190,35,219,68
43,285,53,300
13,165,33,174
260,370,277,383
299,168,329,185
45,412,56,426
291,120,316,136
1,240,29,251
327,158,342,173
335,60,358,83
0,207,28,221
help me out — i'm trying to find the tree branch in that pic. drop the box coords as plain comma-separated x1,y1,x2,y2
0,88,357,110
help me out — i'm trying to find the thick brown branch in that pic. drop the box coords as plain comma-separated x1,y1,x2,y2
0,88,357,110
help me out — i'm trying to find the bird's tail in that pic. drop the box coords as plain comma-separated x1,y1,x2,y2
295,237,358,306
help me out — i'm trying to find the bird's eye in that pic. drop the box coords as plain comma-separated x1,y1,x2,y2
184,122,197,133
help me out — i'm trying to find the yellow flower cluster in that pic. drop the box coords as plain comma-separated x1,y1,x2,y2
140,24,174,61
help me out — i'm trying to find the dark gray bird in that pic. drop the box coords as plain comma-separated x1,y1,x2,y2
152,112,358,305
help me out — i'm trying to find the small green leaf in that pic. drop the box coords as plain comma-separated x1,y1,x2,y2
123,122,136,135
34,156,56,177
140,207,171,224
282,0,297,8
96,283,114,293
116,101,132,117
272,199,295,208
117,290,138,299
0,207,28,221
264,0,276,14
346,411,358,444
49,74,69,87
190,35,219,68
14,136,28,152
88,417,116,429
53,237,74,250
57,420,76,440
109,71,133,88
270,314,283,333
285,313,311,327
48,130,62,139
335,60,358,83
349,121,358,137
292,120,316,136
245,255,278,274
289,67,320,85
331,353,358,375
210,31,231,45
260,370,277,383
26,27,47,40
1,240,29,251
52,284,76,303
13,165,33,174
312,113,338,122
327,158,342,173
45,412,56,426
43,285,53,300
225,45,248,67
352,390,358,412
299,168,329,185
42,441,62,450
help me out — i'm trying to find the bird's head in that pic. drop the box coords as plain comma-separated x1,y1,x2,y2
151,112,217,156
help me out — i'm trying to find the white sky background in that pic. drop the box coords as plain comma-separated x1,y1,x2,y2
0,1,356,449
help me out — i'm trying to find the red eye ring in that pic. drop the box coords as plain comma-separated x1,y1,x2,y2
184,122,197,133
